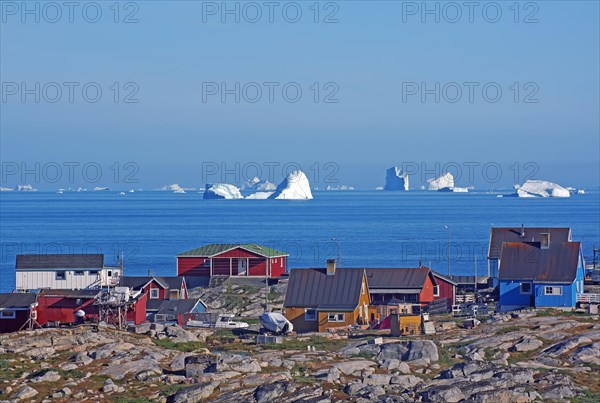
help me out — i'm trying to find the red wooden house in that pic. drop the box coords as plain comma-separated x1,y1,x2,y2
0,293,38,333
37,289,101,326
432,272,457,309
119,276,188,300
177,244,288,278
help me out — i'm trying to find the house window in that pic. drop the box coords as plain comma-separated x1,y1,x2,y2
169,290,180,300
74,271,85,276
107,270,112,277
540,233,550,249
150,288,160,299
433,285,440,297
304,309,317,321
327,313,345,322
204,259,210,267
0,310,16,319
544,286,562,296
520,283,532,294
56,271,66,280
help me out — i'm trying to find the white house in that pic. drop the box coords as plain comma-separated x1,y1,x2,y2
15,254,122,291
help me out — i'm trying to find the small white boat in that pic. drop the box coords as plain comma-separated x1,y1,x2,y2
187,313,249,329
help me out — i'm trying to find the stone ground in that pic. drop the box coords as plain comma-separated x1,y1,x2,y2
0,308,599,402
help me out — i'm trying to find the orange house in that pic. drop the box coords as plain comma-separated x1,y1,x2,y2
284,260,370,333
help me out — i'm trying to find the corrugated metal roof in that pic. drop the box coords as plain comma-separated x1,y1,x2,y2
432,271,458,285
177,244,288,258
155,299,203,315
284,268,365,310
16,254,104,269
498,241,581,283
488,227,571,259
0,293,37,309
38,289,101,299
365,268,431,289
119,276,183,291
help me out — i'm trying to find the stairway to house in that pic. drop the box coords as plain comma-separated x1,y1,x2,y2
209,275,229,288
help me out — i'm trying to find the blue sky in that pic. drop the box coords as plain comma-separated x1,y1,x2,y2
1,1,599,190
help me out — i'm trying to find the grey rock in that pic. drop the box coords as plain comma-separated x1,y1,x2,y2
390,375,422,390
333,360,376,375
254,381,291,403
30,370,61,383
13,386,38,400
185,354,216,378
169,381,219,402
419,386,465,402
510,337,543,352
363,374,393,386
571,342,600,365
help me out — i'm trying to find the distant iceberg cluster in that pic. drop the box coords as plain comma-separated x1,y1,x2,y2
383,168,469,193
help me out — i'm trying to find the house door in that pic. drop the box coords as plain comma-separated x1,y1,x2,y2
238,259,247,275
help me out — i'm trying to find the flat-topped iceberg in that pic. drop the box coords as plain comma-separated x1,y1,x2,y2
326,185,354,191
94,187,111,191
384,167,409,191
240,177,276,191
515,180,570,198
204,183,244,199
160,184,184,192
427,173,454,191
0,187,13,191
269,170,313,200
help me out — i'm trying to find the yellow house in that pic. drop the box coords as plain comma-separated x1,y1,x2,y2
284,260,371,333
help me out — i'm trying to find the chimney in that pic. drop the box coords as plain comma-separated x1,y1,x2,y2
326,259,336,276
519,224,525,238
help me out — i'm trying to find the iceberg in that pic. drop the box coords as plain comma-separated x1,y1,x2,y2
203,183,244,199
173,189,186,194
94,187,110,191
515,180,570,198
427,173,454,191
160,184,184,192
450,187,469,193
15,184,37,191
577,189,585,195
269,170,313,200
384,167,409,191
240,177,276,191
0,187,13,191
326,185,354,191
245,191,274,199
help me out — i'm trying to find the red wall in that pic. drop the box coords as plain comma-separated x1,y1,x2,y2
37,296,98,326
127,293,147,325
0,310,31,333
434,277,455,308
143,280,167,300
178,251,287,278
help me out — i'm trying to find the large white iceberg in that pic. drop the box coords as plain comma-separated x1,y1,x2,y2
515,180,570,198
15,184,37,191
384,167,409,191
269,170,313,200
427,173,454,191
203,183,244,199
245,191,274,199
160,184,184,192
240,177,276,191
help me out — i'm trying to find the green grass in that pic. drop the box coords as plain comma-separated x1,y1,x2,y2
0,359,9,369
573,391,600,403
152,339,206,352
159,384,187,397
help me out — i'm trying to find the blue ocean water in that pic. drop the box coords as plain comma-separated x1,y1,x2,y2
1,190,599,292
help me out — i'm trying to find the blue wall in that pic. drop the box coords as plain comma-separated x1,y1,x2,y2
499,280,533,308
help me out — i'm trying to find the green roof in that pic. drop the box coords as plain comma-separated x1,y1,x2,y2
177,243,288,258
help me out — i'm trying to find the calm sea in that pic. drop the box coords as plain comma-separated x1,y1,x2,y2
1,190,599,292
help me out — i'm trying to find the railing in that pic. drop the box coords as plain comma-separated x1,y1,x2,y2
455,294,475,304
577,293,600,303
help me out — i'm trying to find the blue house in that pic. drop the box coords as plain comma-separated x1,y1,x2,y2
498,239,584,311
487,226,571,287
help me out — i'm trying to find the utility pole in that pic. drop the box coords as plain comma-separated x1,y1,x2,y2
444,226,451,276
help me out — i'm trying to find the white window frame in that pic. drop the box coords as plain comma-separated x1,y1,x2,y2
304,309,317,321
433,285,440,297
0,310,16,319
150,288,160,299
55,271,66,281
327,313,345,323
520,282,532,294
544,286,562,296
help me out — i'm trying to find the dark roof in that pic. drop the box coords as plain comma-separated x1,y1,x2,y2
498,241,581,283
0,293,37,309
365,268,434,289
284,268,365,311
38,289,101,299
488,227,571,259
119,276,183,291
155,277,185,290
178,244,287,258
449,275,489,285
16,254,104,270
146,299,164,311
432,272,458,285
155,299,203,316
